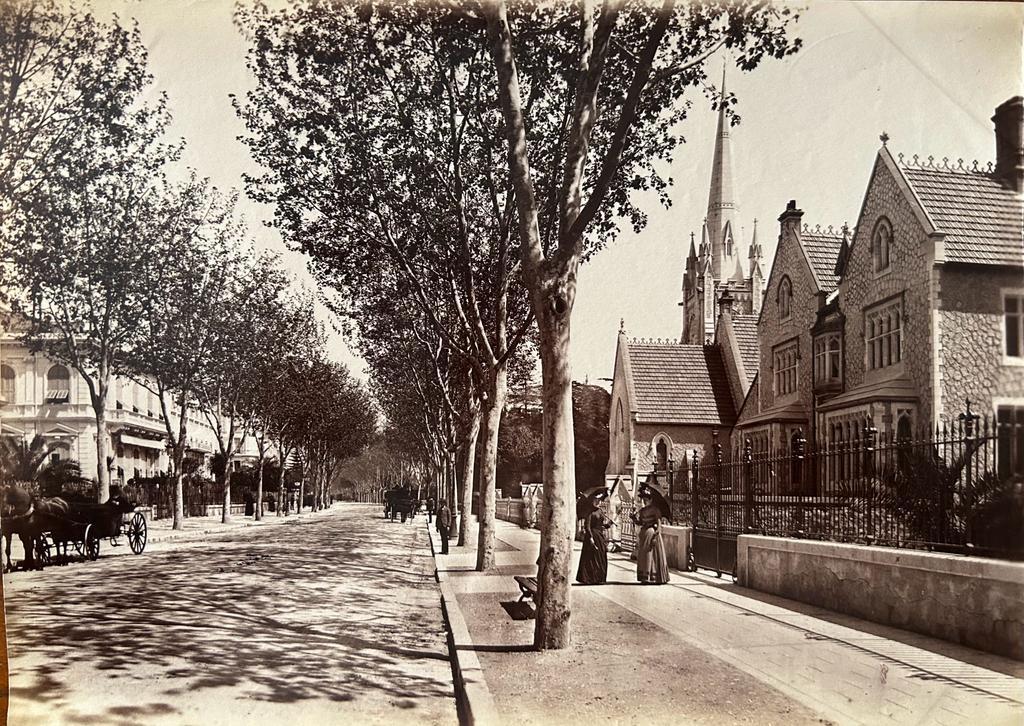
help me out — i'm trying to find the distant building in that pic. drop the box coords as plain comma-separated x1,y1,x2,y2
680,71,765,345
0,329,262,486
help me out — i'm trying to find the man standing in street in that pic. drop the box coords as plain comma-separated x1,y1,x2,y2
436,500,452,555
426,496,435,524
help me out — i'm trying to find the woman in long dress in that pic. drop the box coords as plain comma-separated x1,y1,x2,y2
576,508,612,584
633,493,670,584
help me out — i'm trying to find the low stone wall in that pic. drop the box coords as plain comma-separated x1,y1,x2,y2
661,525,692,572
736,536,1024,661
201,504,247,518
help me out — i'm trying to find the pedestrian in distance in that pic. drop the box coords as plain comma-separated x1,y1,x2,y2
436,500,452,555
426,496,435,523
632,484,670,585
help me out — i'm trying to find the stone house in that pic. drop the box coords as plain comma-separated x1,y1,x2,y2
606,326,737,495
817,97,1024,452
730,201,845,456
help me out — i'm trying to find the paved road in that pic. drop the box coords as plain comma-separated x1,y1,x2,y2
4,504,457,726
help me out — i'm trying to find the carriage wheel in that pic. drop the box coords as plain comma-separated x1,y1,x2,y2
34,537,53,567
127,512,147,554
84,525,101,561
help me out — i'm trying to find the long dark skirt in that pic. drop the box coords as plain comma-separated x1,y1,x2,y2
636,525,669,584
576,527,609,584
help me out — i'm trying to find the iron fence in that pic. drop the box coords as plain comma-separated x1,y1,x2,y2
657,402,1024,561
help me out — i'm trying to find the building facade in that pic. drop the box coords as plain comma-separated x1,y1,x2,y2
0,332,261,487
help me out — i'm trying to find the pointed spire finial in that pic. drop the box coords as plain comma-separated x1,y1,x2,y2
619,318,625,333
880,131,890,146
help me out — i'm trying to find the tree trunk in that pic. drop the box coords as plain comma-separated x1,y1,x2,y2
277,450,286,516
255,452,264,521
222,454,233,523
93,399,111,503
171,443,186,529
459,410,481,547
533,301,576,649
475,363,508,571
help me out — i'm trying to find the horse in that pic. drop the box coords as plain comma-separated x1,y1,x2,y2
1,485,79,570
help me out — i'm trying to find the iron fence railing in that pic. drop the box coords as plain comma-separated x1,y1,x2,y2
643,402,1024,560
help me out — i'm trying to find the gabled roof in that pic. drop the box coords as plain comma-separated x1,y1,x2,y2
801,225,845,293
624,339,737,426
898,160,1024,266
731,314,759,387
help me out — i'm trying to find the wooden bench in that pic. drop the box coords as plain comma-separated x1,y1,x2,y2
513,575,538,602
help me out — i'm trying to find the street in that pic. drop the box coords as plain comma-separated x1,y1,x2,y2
3,504,457,726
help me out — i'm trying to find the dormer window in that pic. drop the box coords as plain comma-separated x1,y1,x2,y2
872,217,892,273
778,276,792,321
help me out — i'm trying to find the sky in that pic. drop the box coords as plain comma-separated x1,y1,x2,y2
95,0,1023,386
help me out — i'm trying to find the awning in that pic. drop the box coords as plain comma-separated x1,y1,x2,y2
120,434,166,450
45,389,69,403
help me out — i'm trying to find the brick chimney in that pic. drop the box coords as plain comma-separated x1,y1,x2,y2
778,199,803,238
718,289,735,320
993,96,1024,192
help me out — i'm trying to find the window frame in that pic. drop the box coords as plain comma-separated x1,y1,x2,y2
864,296,903,372
813,333,843,384
772,339,800,397
777,276,793,322
46,364,71,403
0,364,15,404
1002,289,1024,365
871,217,893,275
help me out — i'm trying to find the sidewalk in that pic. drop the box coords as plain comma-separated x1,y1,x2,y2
429,518,1024,726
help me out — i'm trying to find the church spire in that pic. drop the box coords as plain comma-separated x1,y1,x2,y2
706,62,739,281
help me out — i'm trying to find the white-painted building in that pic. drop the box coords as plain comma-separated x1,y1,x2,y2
0,332,261,485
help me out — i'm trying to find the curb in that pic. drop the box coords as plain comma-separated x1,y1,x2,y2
428,524,502,726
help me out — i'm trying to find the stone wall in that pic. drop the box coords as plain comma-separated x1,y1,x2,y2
938,265,1024,416
838,155,934,432
737,535,1024,660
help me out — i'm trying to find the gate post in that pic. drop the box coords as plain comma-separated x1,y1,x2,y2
713,429,724,576
793,429,806,536
667,452,674,524
959,398,979,549
690,448,700,571
863,424,877,543
743,437,755,532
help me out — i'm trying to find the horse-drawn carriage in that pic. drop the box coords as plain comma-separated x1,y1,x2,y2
2,485,148,570
383,488,419,523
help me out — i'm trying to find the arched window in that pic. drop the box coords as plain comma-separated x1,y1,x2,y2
778,277,792,320
46,364,70,403
656,440,668,471
1,365,14,403
872,217,892,273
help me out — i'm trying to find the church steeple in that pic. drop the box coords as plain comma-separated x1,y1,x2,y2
706,64,739,281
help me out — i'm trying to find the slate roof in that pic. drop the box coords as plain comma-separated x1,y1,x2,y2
901,164,1024,266
801,227,845,292
625,340,737,426
731,314,760,386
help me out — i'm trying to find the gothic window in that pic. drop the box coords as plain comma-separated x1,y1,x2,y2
872,218,892,273
865,299,902,370
778,277,792,320
46,364,70,403
773,340,799,396
813,334,842,384
655,439,668,471
0,365,14,403
1005,292,1024,358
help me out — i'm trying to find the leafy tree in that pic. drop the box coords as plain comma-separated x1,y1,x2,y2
132,176,243,529
480,0,799,648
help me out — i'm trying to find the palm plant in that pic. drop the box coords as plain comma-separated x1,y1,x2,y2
0,435,52,484
38,458,89,497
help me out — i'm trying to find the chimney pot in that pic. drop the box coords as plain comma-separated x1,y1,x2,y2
993,96,1024,192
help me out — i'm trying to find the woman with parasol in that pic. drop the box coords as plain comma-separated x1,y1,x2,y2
631,476,670,584
575,486,613,585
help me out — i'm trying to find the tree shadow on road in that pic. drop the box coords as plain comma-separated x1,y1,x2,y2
5,508,455,723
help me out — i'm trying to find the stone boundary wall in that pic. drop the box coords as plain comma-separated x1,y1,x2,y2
660,525,692,571
736,535,1024,660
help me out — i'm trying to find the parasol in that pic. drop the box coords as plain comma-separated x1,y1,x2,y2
638,475,671,521
576,485,611,520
